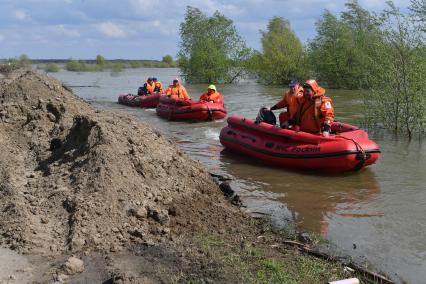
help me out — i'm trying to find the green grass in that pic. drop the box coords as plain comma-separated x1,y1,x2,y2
194,233,379,284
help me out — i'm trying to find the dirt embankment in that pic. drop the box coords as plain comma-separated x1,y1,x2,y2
0,69,252,280
0,69,377,284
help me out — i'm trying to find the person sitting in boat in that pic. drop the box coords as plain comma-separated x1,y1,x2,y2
291,79,334,137
270,79,303,128
165,78,191,100
152,77,163,94
199,84,222,103
137,77,155,96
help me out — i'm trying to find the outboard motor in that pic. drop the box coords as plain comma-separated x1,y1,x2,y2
255,107,276,125
137,86,145,96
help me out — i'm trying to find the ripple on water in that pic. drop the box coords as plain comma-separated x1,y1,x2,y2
204,128,220,140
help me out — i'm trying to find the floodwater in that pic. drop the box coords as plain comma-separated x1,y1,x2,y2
51,68,426,284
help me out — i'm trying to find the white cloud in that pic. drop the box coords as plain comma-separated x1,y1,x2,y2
13,9,30,21
49,25,80,37
129,0,160,16
152,20,161,27
97,22,127,38
0,34,4,42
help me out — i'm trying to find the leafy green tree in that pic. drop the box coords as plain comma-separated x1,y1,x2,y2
96,54,106,65
178,6,251,83
308,0,383,89
363,2,426,138
410,0,426,31
162,55,174,66
252,17,306,85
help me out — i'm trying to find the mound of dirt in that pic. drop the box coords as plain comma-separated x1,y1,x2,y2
0,69,246,259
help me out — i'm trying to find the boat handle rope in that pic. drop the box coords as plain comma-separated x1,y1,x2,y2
168,97,177,121
335,135,367,160
335,135,367,171
206,103,213,121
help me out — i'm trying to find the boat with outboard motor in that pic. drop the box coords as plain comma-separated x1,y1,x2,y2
118,93,162,108
219,115,380,172
156,95,227,121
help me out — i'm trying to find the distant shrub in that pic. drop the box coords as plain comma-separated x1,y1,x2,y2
130,61,143,68
109,62,124,72
45,63,59,72
65,60,87,71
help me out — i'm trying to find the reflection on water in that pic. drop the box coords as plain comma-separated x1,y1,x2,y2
51,68,426,284
223,154,381,235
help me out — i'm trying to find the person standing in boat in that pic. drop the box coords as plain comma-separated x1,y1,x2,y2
165,78,191,100
137,77,155,96
152,77,163,94
270,79,303,128
291,79,334,137
199,84,222,103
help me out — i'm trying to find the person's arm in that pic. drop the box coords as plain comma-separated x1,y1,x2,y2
165,87,172,96
182,87,190,100
271,93,288,110
320,98,334,136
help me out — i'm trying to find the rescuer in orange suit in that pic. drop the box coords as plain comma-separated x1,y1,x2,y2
199,84,222,103
137,77,155,96
165,78,191,100
291,79,334,137
270,79,303,128
152,77,163,93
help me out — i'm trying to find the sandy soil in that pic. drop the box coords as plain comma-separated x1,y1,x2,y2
0,69,261,283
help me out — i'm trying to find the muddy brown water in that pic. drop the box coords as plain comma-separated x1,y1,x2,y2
50,67,426,284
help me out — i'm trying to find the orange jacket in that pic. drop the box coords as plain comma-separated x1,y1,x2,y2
146,81,155,94
293,87,334,133
165,85,190,100
199,92,222,103
272,86,303,118
153,81,163,93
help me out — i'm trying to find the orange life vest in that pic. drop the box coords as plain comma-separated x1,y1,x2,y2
166,85,190,100
199,92,222,103
273,86,304,118
294,87,334,133
154,81,163,93
146,81,155,94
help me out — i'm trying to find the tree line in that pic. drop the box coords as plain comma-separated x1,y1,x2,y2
1,54,178,73
178,0,426,138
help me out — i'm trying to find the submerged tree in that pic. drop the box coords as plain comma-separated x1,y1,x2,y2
162,55,174,66
308,0,383,89
410,0,426,31
96,54,106,66
363,2,426,138
178,6,251,83
250,17,306,85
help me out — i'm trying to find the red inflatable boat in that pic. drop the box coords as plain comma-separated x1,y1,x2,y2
156,96,227,121
220,116,380,172
118,93,161,108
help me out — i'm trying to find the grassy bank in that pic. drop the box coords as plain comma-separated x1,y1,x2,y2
172,218,383,284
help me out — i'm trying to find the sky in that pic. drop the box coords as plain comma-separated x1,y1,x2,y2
0,0,411,60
